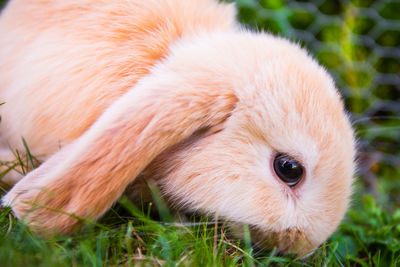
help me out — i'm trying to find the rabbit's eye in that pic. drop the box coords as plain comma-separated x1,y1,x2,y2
273,154,304,187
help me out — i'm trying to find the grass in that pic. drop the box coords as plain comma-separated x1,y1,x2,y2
0,148,400,266
1,186,400,266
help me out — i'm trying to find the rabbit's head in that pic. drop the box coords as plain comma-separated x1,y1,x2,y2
141,31,356,254
4,31,355,255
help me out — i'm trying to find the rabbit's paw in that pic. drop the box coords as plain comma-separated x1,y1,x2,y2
2,181,83,235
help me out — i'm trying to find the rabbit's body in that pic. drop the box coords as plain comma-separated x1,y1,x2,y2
0,0,235,183
1,0,356,254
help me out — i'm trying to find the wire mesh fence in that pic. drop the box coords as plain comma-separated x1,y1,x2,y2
228,0,400,202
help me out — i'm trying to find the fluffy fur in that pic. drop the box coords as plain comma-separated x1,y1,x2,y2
0,0,356,254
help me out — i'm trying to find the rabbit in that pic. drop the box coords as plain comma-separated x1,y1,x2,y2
0,0,356,255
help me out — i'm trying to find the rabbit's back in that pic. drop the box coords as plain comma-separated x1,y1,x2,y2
0,0,235,157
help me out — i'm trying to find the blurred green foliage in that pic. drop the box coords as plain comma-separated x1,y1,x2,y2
0,0,6,10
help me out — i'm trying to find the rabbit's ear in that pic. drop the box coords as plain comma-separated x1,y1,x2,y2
2,71,237,234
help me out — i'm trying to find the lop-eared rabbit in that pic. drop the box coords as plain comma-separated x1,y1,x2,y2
0,0,355,254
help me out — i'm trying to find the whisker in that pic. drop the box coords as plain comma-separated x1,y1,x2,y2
352,115,400,125
162,221,222,227
355,125,400,134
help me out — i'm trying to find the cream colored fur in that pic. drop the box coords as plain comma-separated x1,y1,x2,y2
0,0,355,254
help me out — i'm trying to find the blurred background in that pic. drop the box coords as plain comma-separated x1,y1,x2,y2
225,0,400,208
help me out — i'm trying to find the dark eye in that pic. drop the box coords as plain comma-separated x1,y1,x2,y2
273,154,304,187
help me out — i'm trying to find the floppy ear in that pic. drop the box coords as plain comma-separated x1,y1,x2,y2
2,71,237,234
